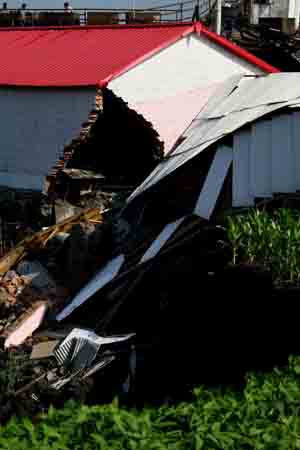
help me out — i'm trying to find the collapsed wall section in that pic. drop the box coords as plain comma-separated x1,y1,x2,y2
65,88,164,187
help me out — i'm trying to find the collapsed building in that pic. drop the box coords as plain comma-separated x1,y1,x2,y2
0,73,299,414
2,23,298,414
56,72,300,324
0,21,278,254
0,22,276,192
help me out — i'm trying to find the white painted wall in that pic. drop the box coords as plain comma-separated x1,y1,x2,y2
110,33,264,152
0,88,95,191
110,33,264,105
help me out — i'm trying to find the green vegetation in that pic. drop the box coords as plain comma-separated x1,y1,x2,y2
0,356,300,449
1,208,300,449
227,208,300,285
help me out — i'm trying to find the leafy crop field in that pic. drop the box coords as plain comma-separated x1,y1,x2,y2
0,356,300,450
227,208,300,285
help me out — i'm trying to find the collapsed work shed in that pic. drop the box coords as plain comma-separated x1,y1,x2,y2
125,73,300,222
0,22,277,191
55,72,300,326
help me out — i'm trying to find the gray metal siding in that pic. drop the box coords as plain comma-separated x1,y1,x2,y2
250,118,272,198
232,110,300,207
271,114,293,193
233,129,254,207
0,88,95,190
292,111,300,189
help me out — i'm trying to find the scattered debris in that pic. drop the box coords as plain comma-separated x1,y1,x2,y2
17,260,57,293
2,73,300,422
30,340,59,360
0,208,103,275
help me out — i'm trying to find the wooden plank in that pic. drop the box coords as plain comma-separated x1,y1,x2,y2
194,145,233,219
30,340,59,360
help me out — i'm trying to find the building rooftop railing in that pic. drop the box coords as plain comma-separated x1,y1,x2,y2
0,0,213,27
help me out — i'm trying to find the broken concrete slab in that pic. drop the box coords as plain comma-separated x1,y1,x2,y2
4,301,48,348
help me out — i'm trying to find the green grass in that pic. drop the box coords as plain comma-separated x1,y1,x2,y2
1,356,300,449
227,208,300,285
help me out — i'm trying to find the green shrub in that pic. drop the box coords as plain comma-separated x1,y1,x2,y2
1,357,300,450
227,209,300,285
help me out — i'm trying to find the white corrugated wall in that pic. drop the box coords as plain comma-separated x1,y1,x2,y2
233,110,300,207
194,110,300,219
0,87,95,191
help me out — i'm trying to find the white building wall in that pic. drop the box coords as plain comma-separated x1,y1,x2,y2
0,88,95,191
110,33,264,153
110,33,264,105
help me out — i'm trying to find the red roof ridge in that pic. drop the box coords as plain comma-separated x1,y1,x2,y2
99,21,278,86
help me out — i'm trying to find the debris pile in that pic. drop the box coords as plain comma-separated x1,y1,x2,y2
0,208,104,347
0,199,298,419
0,270,35,335
2,73,300,421
0,268,59,341
0,207,230,416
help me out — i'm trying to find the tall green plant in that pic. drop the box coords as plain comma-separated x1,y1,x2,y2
227,209,300,285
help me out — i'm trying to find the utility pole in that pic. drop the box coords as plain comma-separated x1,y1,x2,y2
216,0,222,34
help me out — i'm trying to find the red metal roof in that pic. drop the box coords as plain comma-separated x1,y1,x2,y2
0,22,278,87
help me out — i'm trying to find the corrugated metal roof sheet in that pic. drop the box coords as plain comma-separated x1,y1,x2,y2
127,73,300,203
0,24,194,87
57,254,125,322
0,22,277,87
204,73,300,119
